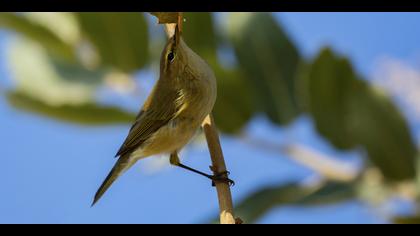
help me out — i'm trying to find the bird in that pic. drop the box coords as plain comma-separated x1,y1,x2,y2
92,26,233,206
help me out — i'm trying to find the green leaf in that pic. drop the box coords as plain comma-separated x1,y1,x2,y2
181,13,257,133
301,48,417,181
297,182,356,206
208,181,355,224
347,81,417,181
7,91,136,125
226,12,301,125
232,183,311,223
303,48,357,149
0,12,75,62
182,13,217,59
212,67,257,133
294,60,312,113
75,12,149,72
393,215,420,224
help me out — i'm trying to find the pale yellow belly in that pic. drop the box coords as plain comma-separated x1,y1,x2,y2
130,117,200,160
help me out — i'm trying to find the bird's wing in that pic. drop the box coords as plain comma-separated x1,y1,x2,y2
93,84,180,206
115,83,180,158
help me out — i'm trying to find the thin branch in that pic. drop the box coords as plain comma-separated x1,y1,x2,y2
283,143,359,182
153,12,237,224
202,114,236,224
240,134,360,182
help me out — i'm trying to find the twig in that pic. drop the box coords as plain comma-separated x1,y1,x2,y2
202,114,236,224
154,12,237,224
240,134,359,182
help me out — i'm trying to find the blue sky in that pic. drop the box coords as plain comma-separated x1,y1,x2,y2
278,13,420,75
1,13,420,224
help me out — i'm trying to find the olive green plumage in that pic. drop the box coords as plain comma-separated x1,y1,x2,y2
92,27,217,206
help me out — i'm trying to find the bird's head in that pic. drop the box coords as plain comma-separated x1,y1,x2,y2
160,25,186,78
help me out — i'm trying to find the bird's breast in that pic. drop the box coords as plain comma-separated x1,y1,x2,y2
175,74,216,120
132,116,200,158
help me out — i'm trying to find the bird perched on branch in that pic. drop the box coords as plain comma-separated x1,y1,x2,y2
92,26,233,206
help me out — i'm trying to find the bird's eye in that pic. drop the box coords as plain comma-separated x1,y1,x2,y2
167,51,175,62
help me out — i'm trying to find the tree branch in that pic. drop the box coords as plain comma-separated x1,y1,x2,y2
240,134,360,182
202,114,236,224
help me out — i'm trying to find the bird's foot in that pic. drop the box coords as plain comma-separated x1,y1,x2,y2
209,167,235,187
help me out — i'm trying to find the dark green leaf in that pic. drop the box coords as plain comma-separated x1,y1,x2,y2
212,67,257,133
393,215,420,224
304,48,356,149
297,182,356,206
294,60,313,113
208,181,355,223
347,81,417,181
7,91,136,125
182,13,217,59
232,183,311,223
301,48,417,181
227,12,301,125
181,13,257,133
75,13,149,72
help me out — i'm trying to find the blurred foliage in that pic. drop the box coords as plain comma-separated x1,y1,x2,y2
211,67,257,133
8,37,104,106
393,215,420,224
0,12,76,62
298,49,417,181
75,13,149,72
7,91,136,125
182,12,217,59
212,181,356,223
227,13,300,125
182,12,257,133
1,12,419,223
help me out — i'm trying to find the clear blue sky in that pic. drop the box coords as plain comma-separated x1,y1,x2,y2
1,13,420,223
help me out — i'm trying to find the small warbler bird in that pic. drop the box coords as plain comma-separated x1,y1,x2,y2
92,26,233,206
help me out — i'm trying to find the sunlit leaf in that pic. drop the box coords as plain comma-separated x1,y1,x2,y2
226,12,301,125
0,12,75,62
7,91,135,125
75,12,149,72
7,38,103,106
23,12,81,46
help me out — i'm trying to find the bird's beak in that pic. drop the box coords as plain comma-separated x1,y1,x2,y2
174,24,180,48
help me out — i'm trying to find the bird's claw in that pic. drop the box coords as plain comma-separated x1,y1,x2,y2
210,171,235,187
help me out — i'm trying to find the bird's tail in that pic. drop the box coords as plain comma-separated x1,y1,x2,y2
92,155,134,206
